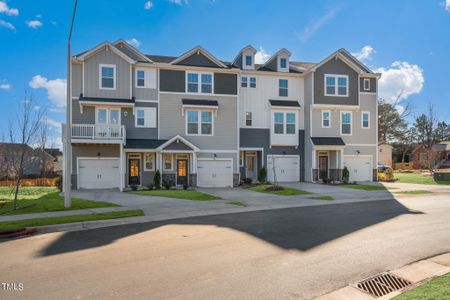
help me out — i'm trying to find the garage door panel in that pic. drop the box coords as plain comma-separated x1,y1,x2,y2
197,160,233,188
267,155,300,182
79,158,120,189
344,156,372,182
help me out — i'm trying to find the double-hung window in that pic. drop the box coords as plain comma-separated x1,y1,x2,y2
241,76,248,88
163,154,173,171
187,72,213,94
279,79,288,97
322,110,330,128
245,112,252,126
341,111,352,135
144,153,155,171
280,57,287,69
245,55,252,67
135,108,156,128
363,78,370,91
361,111,370,129
250,77,256,88
136,70,145,87
273,112,296,135
100,65,115,89
186,110,213,136
96,108,120,125
325,74,348,96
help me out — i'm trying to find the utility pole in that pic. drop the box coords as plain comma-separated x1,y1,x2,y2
64,0,78,208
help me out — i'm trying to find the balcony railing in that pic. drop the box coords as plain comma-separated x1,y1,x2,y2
71,124,125,141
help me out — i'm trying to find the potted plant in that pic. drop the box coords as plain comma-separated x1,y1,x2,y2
342,167,350,184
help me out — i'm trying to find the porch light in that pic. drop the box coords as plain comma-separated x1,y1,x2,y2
97,152,101,157
356,150,361,155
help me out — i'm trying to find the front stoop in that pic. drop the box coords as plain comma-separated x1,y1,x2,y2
316,253,450,300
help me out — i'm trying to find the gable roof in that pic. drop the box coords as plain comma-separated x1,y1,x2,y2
74,41,136,64
170,46,228,68
231,45,257,66
259,48,291,70
157,135,200,152
113,39,153,63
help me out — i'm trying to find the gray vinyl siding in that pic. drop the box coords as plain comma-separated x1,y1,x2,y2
314,57,359,105
304,73,314,182
214,73,237,95
84,48,131,99
265,58,277,71
116,45,142,62
164,141,193,151
160,70,185,92
360,77,376,93
72,99,95,124
71,144,120,189
132,67,158,100
240,128,305,181
159,93,237,150
72,63,82,97
175,52,221,68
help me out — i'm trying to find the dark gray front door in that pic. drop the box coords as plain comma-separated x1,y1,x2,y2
177,159,188,185
128,159,140,186
319,156,328,180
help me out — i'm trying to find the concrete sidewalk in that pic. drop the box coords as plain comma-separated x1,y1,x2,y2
317,252,450,299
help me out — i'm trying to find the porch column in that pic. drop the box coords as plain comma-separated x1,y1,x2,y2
312,149,316,182
340,149,344,169
119,144,124,191
193,152,197,171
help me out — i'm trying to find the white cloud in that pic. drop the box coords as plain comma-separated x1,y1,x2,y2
35,14,42,18
0,1,19,16
255,47,271,64
126,38,141,48
351,45,375,62
26,20,43,29
42,116,61,131
169,0,188,5
0,81,11,90
144,1,153,9
444,0,450,11
375,61,424,102
296,6,340,42
29,75,67,107
0,19,15,30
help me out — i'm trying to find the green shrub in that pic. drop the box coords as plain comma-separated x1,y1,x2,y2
153,170,161,189
55,176,62,192
258,167,267,183
384,167,394,181
342,167,350,183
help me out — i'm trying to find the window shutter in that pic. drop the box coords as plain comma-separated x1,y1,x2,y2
144,108,156,128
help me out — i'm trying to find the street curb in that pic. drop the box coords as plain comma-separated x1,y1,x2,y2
316,253,450,300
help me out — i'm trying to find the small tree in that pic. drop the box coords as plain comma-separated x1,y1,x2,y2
258,166,267,184
384,167,394,181
153,170,161,189
342,167,349,183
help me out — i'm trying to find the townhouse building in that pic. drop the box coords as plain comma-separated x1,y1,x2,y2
63,40,379,191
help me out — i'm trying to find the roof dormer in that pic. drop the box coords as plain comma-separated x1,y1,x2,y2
259,48,291,73
232,45,257,70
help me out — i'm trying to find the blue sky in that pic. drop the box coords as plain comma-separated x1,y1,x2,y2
1,0,449,148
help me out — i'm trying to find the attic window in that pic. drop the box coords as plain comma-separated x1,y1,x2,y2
280,58,287,69
245,55,252,66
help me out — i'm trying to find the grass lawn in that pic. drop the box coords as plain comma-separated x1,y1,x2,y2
0,210,144,230
129,189,221,201
250,184,312,196
0,192,118,216
0,186,59,200
309,195,334,201
394,173,450,185
395,190,433,195
393,272,450,300
228,201,246,207
340,184,387,191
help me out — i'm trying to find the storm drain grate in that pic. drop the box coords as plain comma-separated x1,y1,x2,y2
355,272,412,298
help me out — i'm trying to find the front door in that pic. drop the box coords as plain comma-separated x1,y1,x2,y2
246,152,257,180
318,156,328,180
177,159,188,185
128,158,140,186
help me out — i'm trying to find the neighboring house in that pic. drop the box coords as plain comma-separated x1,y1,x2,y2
378,143,393,167
44,148,63,173
411,142,450,169
65,40,379,190
0,143,55,179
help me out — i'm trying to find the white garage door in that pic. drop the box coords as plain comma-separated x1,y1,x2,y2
197,159,233,188
79,158,120,189
267,155,300,182
344,156,372,182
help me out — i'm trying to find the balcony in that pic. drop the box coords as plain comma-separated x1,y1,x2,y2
71,124,126,144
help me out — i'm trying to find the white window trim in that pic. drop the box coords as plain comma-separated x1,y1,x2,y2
363,78,370,91
135,69,146,88
99,64,116,90
321,110,331,128
241,76,248,88
278,56,289,72
185,109,214,136
279,79,289,97
245,111,252,127
95,107,121,125
163,153,174,171
186,72,214,95
272,111,297,135
239,151,244,167
245,55,253,67
340,111,352,136
361,111,370,129
143,153,155,171
324,74,349,97
135,107,156,128
249,77,256,88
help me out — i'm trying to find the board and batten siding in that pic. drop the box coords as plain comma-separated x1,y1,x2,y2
72,63,83,97
83,48,131,99
132,66,158,100
239,74,304,129
159,93,237,150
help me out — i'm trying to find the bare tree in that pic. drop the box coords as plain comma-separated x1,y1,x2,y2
378,94,412,143
7,96,44,210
